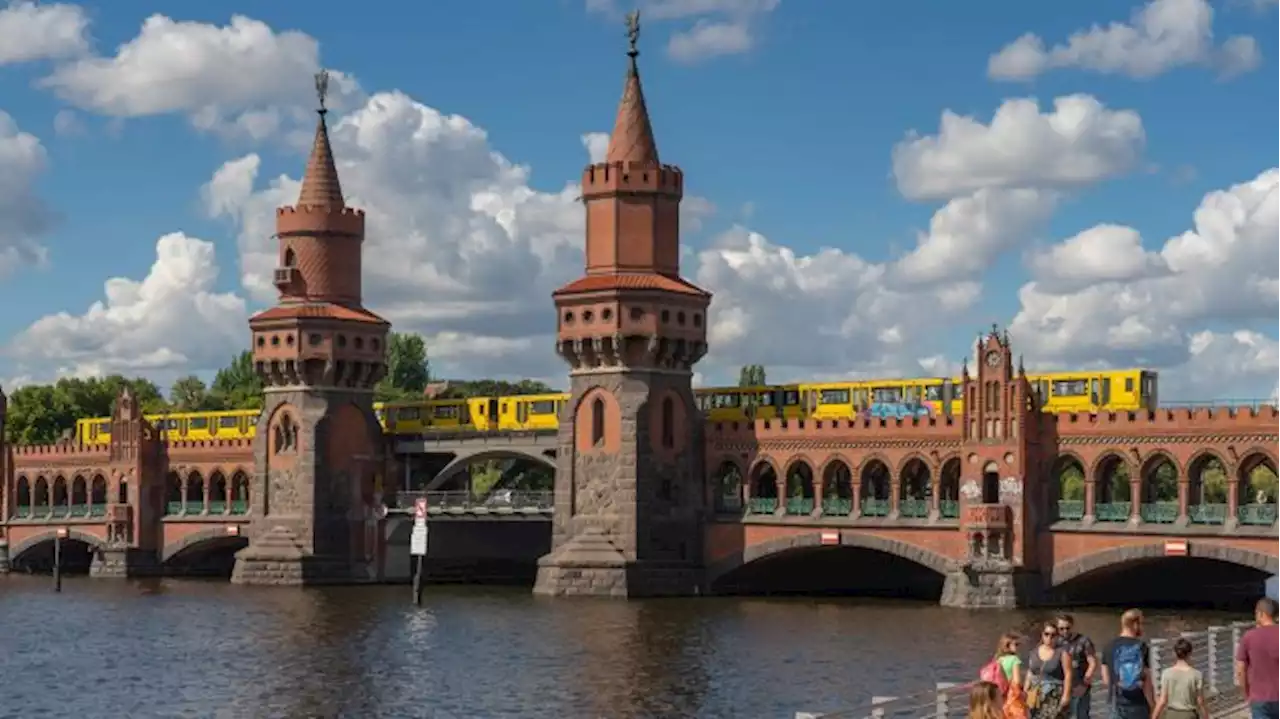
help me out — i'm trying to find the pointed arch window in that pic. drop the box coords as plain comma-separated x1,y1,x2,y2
283,247,297,268
591,397,605,447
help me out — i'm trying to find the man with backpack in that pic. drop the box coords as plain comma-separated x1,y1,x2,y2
1057,614,1099,719
1235,597,1279,719
1101,609,1154,719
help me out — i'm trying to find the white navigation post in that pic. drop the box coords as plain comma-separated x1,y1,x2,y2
410,496,429,606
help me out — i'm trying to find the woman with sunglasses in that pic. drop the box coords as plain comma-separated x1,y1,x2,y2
1025,621,1075,719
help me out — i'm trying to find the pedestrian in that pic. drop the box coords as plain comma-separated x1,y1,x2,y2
1057,613,1099,719
1102,609,1154,719
971,680,1006,719
1235,597,1279,719
1027,621,1075,719
1152,638,1206,719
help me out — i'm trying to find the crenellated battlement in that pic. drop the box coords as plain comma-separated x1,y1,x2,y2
706,415,962,444
1048,404,1279,435
11,441,108,459
275,204,365,237
582,161,683,199
165,438,255,453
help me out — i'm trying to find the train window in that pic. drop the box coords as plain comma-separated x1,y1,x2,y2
433,405,460,419
757,392,774,406
374,408,386,422
396,407,420,420
98,422,111,433
714,393,742,408
1125,377,1134,392
820,389,850,404
163,419,180,430
529,400,557,414
219,417,240,428
1052,380,1089,397
190,417,208,429
924,386,942,401
782,390,800,406
872,387,903,403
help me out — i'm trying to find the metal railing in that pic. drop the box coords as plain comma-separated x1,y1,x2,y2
796,621,1254,719
391,490,554,513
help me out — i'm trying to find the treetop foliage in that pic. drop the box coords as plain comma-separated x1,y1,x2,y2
2,331,557,446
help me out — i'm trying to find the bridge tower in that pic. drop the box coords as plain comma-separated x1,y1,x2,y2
231,72,390,586
533,14,711,598
941,326,1043,608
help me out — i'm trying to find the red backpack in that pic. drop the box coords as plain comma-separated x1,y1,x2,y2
979,658,1011,696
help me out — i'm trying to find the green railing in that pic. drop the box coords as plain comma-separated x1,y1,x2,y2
208,500,228,515
1057,500,1085,520
861,498,889,517
230,499,249,515
1140,501,1179,524
165,501,183,515
1095,502,1131,522
12,505,31,518
939,500,959,519
899,498,929,518
1190,503,1227,525
184,500,205,514
785,497,814,515
747,497,777,514
90,503,106,517
1239,503,1278,525
822,497,852,516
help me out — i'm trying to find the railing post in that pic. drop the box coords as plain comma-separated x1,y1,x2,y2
1149,637,1165,678
936,682,959,719
1206,625,1225,697
1231,622,1246,688
871,695,896,719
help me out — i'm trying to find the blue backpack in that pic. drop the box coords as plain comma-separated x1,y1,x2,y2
1112,642,1144,692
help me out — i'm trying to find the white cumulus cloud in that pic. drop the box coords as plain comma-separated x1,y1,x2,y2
0,111,54,277
0,1,89,65
988,0,1262,81
587,0,780,64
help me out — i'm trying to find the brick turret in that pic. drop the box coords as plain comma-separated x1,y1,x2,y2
535,13,711,599
233,71,390,586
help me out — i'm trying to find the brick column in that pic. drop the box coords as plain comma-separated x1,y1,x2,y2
812,474,824,517
1128,471,1142,525
929,474,941,520
1082,474,1096,524
1175,477,1190,526
851,477,862,519
888,473,901,520
1225,466,1240,529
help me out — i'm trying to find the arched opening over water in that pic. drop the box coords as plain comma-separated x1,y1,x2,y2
1050,548,1276,610
710,540,948,600
9,534,101,575
163,533,250,578
420,450,556,499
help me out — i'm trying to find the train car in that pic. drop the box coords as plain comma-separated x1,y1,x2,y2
694,385,803,423
1027,369,1156,413
506,393,569,431
853,378,964,420
81,409,262,445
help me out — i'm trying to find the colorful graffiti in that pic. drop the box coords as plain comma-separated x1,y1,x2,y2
858,400,933,420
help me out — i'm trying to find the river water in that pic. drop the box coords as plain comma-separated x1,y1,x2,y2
0,575,1239,719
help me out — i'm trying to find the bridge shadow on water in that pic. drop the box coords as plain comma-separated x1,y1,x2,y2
712,546,945,600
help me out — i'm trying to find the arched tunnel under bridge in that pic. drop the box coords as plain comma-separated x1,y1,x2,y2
1046,543,1279,611
706,533,954,601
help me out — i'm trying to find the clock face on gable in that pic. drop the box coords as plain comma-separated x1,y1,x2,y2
985,351,1001,368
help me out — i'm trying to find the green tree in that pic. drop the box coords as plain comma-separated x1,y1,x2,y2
210,351,263,410
738,364,766,387
376,332,431,402
4,375,166,445
170,375,214,411
436,379,557,399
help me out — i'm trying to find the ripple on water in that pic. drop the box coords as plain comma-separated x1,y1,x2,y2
0,576,1241,719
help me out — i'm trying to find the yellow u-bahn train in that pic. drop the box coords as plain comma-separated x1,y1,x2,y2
74,369,1158,445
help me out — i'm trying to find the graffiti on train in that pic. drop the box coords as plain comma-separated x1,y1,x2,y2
857,400,934,420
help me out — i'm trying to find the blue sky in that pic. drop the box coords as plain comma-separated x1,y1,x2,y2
0,0,1276,400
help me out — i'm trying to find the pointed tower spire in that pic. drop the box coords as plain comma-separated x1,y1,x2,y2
297,69,345,209
605,11,660,165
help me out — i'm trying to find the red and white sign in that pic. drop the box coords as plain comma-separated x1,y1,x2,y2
55,527,69,539
820,531,840,546
1164,540,1188,556
414,497,428,519
225,525,240,537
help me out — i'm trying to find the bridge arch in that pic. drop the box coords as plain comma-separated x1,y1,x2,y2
1049,542,1278,608
426,449,557,491
10,528,107,562
161,528,250,565
706,530,956,590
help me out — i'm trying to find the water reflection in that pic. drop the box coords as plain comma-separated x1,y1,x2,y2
0,576,1243,718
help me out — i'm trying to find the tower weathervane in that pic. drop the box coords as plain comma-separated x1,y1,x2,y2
625,10,641,57
314,69,330,114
